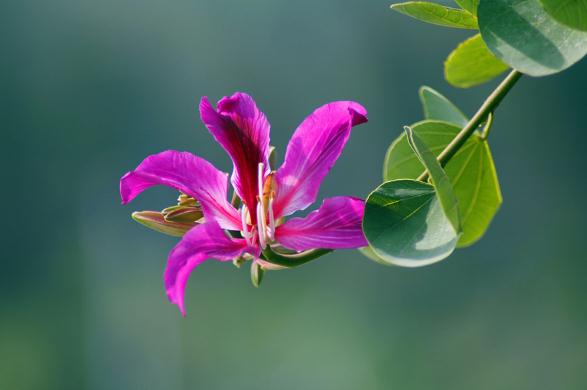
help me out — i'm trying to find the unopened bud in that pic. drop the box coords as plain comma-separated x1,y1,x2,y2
131,211,194,237
269,145,277,170
177,193,197,207
250,261,265,288
164,206,203,224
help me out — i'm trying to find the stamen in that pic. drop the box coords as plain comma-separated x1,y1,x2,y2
256,201,267,249
256,162,268,249
267,197,276,240
257,162,265,201
240,205,252,247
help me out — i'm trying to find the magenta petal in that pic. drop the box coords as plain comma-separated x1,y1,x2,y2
275,196,367,251
164,221,250,316
273,101,367,218
200,93,270,219
120,150,241,230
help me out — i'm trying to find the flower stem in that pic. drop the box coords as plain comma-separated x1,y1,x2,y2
261,246,333,268
417,70,522,182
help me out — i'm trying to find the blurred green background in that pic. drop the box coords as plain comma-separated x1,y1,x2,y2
2,0,587,389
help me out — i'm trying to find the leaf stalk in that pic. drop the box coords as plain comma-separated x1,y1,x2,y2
418,69,522,181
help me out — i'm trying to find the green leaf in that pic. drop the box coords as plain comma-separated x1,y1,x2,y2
358,246,390,265
391,1,478,29
419,86,468,127
454,0,479,16
405,126,461,233
445,34,509,88
540,0,587,31
478,0,587,76
384,120,502,247
363,180,459,267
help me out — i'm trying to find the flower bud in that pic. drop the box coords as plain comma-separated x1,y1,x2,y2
250,261,265,288
177,193,197,207
269,145,277,170
163,207,203,224
131,211,195,237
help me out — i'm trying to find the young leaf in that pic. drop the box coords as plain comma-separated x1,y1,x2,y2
454,0,479,16
478,0,587,76
390,1,478,29
540,0,587,31
363,180,459,267
384,121,502,247
419,86,468,127
445,34,509,88
405,126,461,233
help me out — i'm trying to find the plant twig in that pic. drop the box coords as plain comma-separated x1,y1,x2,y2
418,70,522,182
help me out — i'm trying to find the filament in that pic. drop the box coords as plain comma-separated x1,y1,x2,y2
240,205,252,247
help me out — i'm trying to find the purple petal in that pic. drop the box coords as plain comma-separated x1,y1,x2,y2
273,101,367,218
120,150,241,230
275,196,367,251
199,92,270,220
165,221,252,316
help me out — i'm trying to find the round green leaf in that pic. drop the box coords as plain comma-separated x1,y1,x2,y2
363,180,459,267
391,2,478,29
478,0,587,76
445,34,509,88
419,86,468,127
384,121,502,247
358,245,390,265
541,0,587,31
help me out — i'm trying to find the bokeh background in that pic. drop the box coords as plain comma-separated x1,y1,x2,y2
2,0,587,389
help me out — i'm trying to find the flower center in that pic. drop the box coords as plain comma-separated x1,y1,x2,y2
239,162,276,249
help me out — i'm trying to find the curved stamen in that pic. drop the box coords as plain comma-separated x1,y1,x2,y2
267,197,276,240
256,202,267,249
257,162,265,201
257,162,268,249
240,204,252,247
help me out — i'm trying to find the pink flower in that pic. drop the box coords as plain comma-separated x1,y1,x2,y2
120,92,368,315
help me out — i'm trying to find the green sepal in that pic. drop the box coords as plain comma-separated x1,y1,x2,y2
260,247,332,268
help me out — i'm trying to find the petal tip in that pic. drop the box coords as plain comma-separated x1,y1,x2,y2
167,290,187,317
119,172,134,204
178,302,187,317
347,102,368,126
217,92,256,117
199,96,214,115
